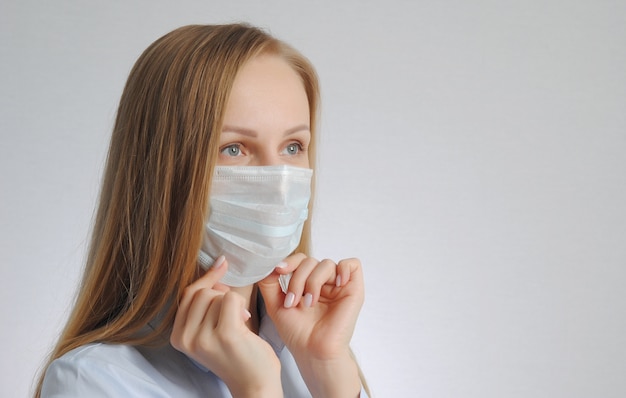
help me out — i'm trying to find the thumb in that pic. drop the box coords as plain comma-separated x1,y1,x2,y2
257,270,284,315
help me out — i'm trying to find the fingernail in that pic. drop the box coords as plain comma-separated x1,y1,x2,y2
336,275,342,287
303,293,313,308
276,261,288,269
243,309,251,321
284,292,295,308
214,255,226,269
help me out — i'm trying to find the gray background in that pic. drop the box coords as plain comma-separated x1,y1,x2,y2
2,1,625,397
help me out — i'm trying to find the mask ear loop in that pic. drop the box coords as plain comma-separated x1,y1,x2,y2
197,250,215,270
278,273,292,294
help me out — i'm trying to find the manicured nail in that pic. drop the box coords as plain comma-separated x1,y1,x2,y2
284,292,295,308
303,293,313,308
214,255,226,269
336,275,342,287
276,261,288,269
243,309,252,321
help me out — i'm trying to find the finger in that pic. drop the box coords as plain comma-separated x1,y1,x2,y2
302,258,338,308
336,257,362,288
257,271,283,316
216,291,249,333
188,257,229,297
195,255,229,288
335,258,365,305
176,257,229,327
202,293,224,331
273,252,308,275
213,282,231,293
180,257,228,303
186,288,224,331
282,256,320,308
172,288,223,352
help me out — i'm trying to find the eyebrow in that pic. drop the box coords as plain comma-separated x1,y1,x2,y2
221,124,310,137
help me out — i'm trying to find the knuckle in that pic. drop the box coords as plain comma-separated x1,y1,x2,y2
293,252,308,260
319,258,336,268
220,292,235,308
195,288,213,301
223,290,239,301
181,285,195,298
340,257,361,267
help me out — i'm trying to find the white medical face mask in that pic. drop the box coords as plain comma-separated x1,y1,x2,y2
198,165,313,287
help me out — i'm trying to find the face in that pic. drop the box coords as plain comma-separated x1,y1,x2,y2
218,55,311,168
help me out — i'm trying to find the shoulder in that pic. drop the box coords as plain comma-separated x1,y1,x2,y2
41,343,167,397
46,343,152,374
41,342,229,398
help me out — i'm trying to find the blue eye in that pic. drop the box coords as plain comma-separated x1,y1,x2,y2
283,143,303,155
221,144,242,157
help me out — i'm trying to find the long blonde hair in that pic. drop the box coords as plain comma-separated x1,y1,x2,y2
35,23,319,397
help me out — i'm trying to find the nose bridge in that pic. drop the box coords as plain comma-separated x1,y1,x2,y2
255,142,282,166
259,153,282,166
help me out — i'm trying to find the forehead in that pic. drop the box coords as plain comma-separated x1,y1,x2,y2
224,55,309,124
231,54,303,94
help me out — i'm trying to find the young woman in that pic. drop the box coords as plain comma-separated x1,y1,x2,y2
35,24,368,397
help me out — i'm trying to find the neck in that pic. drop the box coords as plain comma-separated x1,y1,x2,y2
228,284,259,333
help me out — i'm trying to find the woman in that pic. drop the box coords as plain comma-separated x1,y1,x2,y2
35,24,368,397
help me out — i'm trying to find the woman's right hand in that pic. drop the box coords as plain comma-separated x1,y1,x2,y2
170,256,283,398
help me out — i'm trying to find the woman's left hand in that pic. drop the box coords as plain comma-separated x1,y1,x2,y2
257,253,364,397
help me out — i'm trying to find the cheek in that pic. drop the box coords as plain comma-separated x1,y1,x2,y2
285,154,309,169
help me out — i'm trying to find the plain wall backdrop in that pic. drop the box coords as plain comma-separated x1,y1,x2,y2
1,1,625,397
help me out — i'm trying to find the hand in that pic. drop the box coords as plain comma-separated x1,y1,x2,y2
170,257,283,398
258,253,364,397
